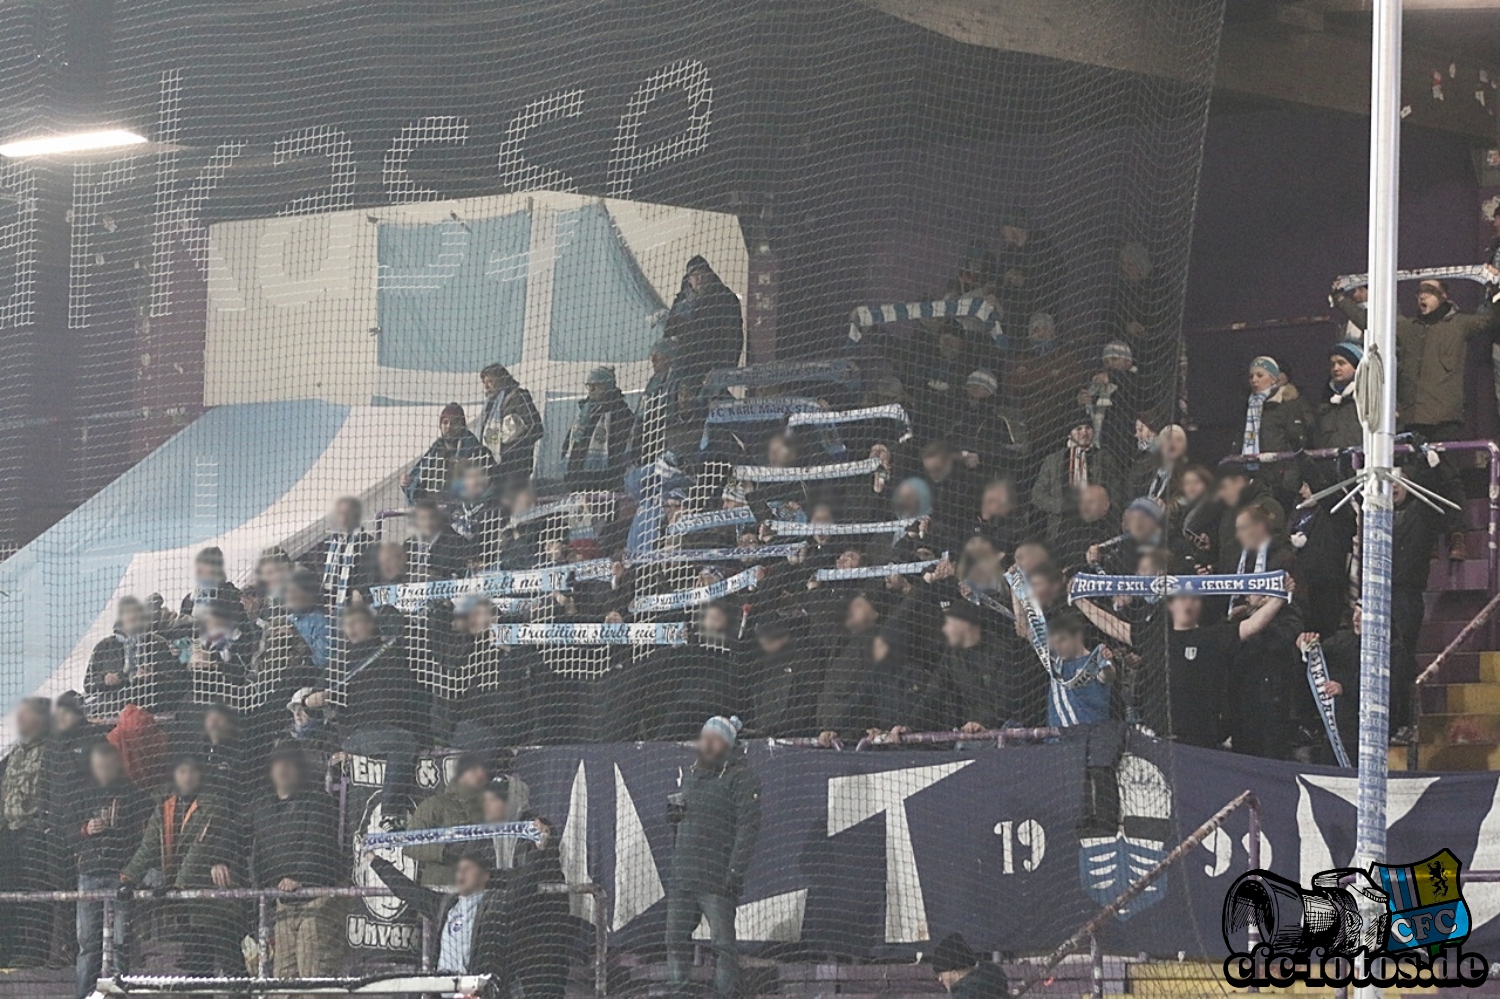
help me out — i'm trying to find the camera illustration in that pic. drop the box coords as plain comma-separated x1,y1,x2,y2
1223,868,1392,957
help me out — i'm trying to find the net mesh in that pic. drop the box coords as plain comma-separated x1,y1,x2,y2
0,0,1250,995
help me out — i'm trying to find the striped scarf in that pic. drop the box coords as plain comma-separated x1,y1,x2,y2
322,532,364,605
1241,390,1271,455
1231,540,1270,616
1067,443,1091,489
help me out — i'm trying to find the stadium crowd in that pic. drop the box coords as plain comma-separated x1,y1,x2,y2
1,232,1498,996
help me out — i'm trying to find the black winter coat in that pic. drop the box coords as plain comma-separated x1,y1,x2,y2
249,789,344,888
669,753,761,896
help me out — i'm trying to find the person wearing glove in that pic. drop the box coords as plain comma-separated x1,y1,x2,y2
664,715,761,999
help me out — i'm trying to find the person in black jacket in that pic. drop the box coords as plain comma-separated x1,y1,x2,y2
336,605,427,811
70,742,150,999
665,716,761,999
563,368,635,492
85,597,183,713
474,363,543,488
367,847,509,993
930,932,1008,998
746,613,822,738
403,403,495,504
500,816,572,999
300,497,378,607
665,256,744,390
250,746,344,987
405,499,472,583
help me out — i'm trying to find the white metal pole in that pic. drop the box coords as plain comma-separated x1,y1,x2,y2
1356,0,1400,944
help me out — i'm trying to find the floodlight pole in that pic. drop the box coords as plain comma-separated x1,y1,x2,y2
1355,0,1400,965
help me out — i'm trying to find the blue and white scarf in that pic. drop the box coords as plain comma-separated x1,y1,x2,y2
848,296,1004,343
628,568,760,614
733,456,881,483
814,558,940,582
665,507,758,537
1241,390,1271,455
627,544,806,565
705,398,822,425
1302,638,1352,768
786,404,912,440
370,566,574,610
490,622,689,646
1005,565,1054,671
771,518,917,538
364,820,543,850
1068,571,1291,604
321,532,366,605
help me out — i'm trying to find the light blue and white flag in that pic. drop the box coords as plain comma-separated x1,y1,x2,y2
628,567,760,614
491,622,689,646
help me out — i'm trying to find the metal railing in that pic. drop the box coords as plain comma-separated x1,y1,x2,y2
1221,438,1499,593
1013,789,1261,998
1408,589,1500,770
853,726,1061,751
0,881,610,998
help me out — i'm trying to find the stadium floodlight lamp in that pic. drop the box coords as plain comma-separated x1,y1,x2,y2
0,129,148,158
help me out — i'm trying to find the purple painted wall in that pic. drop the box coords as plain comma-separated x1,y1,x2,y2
1184,107,1495,454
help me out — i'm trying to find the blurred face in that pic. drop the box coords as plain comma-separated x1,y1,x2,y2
466,601,496,636
937,332,963,359
90,748,123,786
651,348,671,374
1068,425,1094,449
697,729,730,762
460,467,489,500
700,604,731,636
834,549,862,571
1216,474,1248,508
585,381,609,401
1160,427,1187,461
980,483,1013,519
1124,508,1157,542
16,702,45,741
872,634,891,664
1048,628,1085,659
1079,485,1111,522
335,498,362,531
941,615,980,649
1180,471,1207,503
894,481,925,517
1168,595,1202,629
457,764,489,792
1120,250,1149,282
286,583,317,613
270,757,302,796
204,709,233,743
1352,605,1363,636
1029,571,1062,607
1000,224,1028,247
766,435,795,466
1248,367,1276,394
482,790,510,823
845,596,878,633
453,857,489,896
1235,510,1271,550
922,451,954,480
1416,286,1445,315
376,543,405,581
687,270,707,291
343,612,376,644
440,413,465,438
414,508,442,537
196,558,226,585
290,704,311,728
174,763,202,797
118,602,146,635
1013,543,1048,573
965,383,992,402
1330,355,1357,384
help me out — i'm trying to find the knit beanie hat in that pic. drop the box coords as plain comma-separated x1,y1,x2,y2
932,932,979,973
586,366,617,387
702,715,743,747
1330,342,1364,368
965,369,999,395
440,402,466,422
1126,497,1165,525
1102,340,1133,364
1249,356,1281,379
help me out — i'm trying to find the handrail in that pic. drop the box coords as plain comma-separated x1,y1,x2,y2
1221,438,1499,594
854,726,1061,751
2,881,611,999
1013,790,1260,997
1414,590,1500,687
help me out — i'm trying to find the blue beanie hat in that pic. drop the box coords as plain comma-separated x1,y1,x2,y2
1330,342,1364,367
1126,497,1165,525
1249,356,1281,379
702,715,743,747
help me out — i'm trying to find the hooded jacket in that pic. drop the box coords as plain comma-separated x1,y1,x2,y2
408,782,485,886
669,752,761,896
406,429,495,503
474,376,543,480
665,259,744,387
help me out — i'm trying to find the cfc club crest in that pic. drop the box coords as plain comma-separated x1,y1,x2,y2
1372,849,1472,954
1184,647,1198,661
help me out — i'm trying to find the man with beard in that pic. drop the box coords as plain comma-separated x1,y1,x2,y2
473,363,543,488
665,716,761,999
